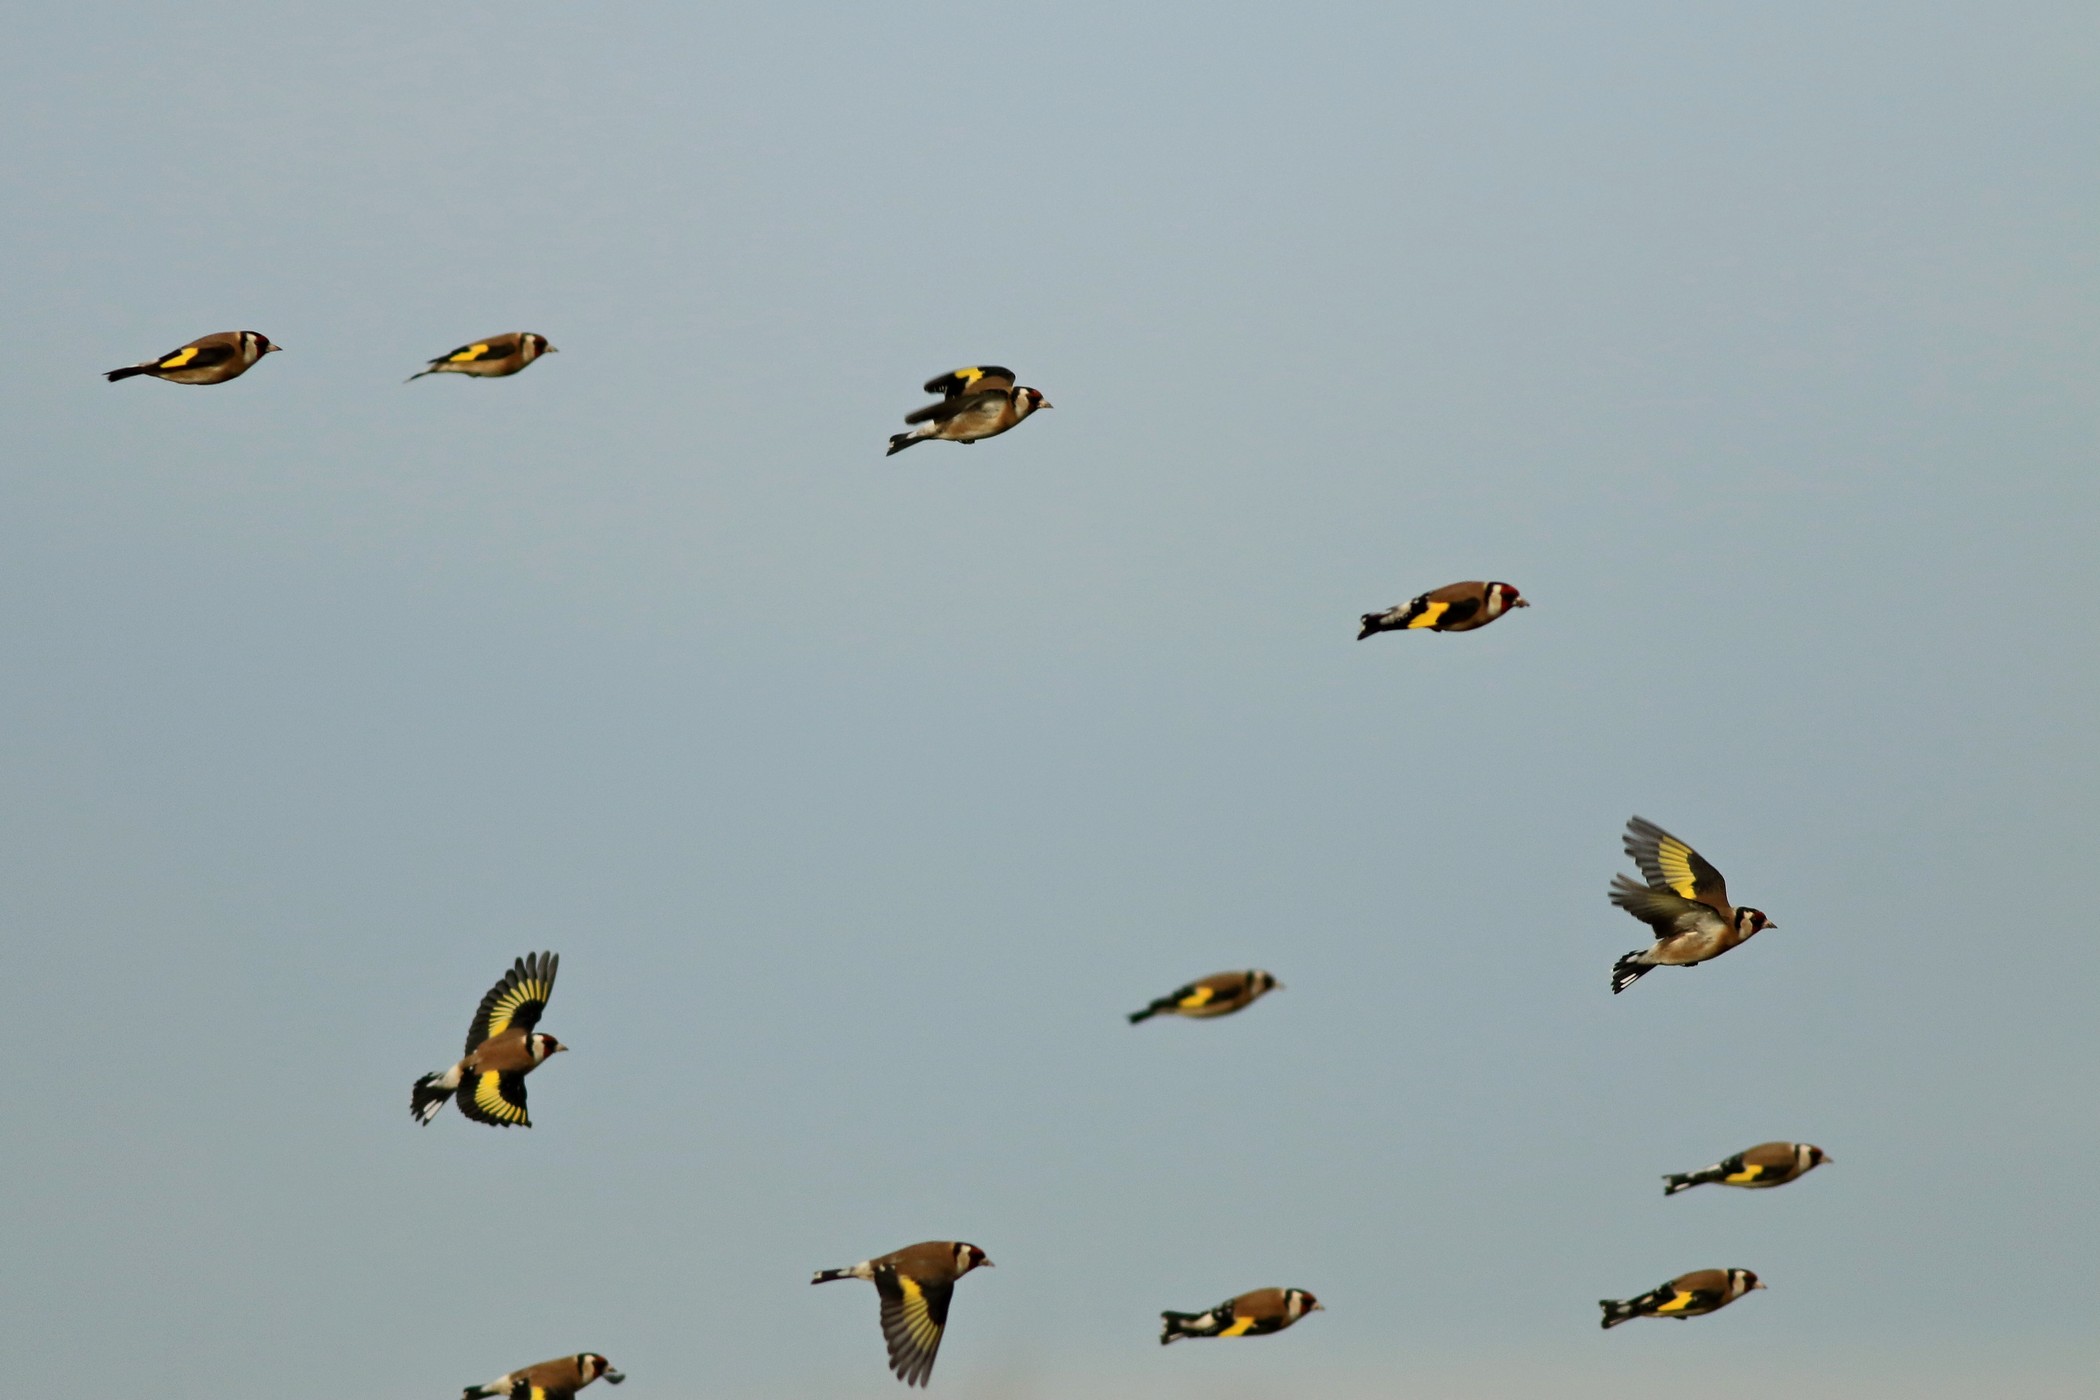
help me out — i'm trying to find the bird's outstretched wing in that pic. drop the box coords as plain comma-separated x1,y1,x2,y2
1623,817,1730,911
457,1071,532,1127
466,952,558,1053
921,366,1014,398
875,1267,953,1387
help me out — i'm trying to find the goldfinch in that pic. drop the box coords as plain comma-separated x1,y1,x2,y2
1128,969,1280,1024
1358,581,1527,639
1600,1269,1763,1328
886,366,1050,455
462,1354,623,1400
410,953,566,1128
1607,817,1773,993
408,332,555,382
811,1240,992,1387
1664,1142,1830,1195
104,330,280,385
1161,1288,1323,1344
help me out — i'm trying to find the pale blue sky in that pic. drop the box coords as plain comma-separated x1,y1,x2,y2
1,5,2095,1398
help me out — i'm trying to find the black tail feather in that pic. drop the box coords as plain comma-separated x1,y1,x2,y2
104,365,150,382
1610,952,1651,994
885,433,919,456
410,1072,454,1125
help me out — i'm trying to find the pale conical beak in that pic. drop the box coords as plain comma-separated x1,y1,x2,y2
1752,1281,1768,1290
603,1369,625,1385
1312,1302,1326,1311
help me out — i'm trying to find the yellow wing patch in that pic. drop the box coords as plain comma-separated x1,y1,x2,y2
1725,1164,1768,1184
1652,834,1703,900
449,343,494,363
1178,987,1217,1009
1219,1315,1258,1337
160,346,199,368
471,1073,529,1125
1654,1290,1699,1313
896,1276,942,1352
483,975,553,1039
1406,601,1450,629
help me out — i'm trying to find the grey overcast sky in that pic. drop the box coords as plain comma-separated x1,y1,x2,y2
2,5,2095,1398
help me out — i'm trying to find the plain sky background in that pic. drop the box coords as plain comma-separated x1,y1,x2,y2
2,5,2095,1397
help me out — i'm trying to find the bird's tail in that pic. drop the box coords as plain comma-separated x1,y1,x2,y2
1159,1311,1207,1345
1356,613,1385,640
1128,1004,1164,1024
460,1387,499,1400
886,431,921,456
1610,952,1651,995
811,1267,856,1284
405,368,438,383
1663,1166,1721,1196
104,365,150,382
1598,1297,1640,1329
411,1065,462,1125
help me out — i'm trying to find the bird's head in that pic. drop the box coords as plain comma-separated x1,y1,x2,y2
1737,908,1775,936
956,1242,993,1273
531,1033,568,1060
527,333,557,356
1487,581,1527,612
1016,387,1051,415
246,332,282,356
1287,1289,1323,1316
582,1355,623,1385
1735,1269,1766,1292
1251,969,1282,994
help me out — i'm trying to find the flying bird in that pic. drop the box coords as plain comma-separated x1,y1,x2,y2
410,952,566,1127
1161,1287,1323,1344
462,1353,623,1400
104,330,280,385
887,365,1050,455
811,1240,992,1387
1607,817,1773,993
1128,970,1280,1024
1358,581,1527,639
1600,1269,1763,1328
1664,1142,1830,1195
408,332,556,382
